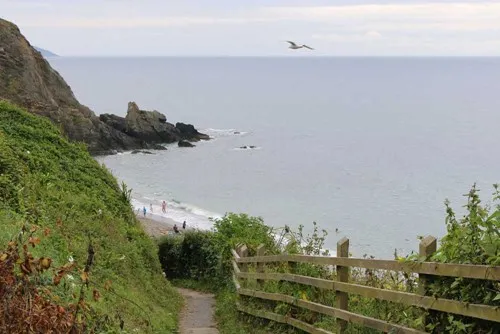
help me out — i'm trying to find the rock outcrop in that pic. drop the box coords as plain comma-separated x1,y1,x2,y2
124,102,179,143
0,18,208,155
99,113,127,132
176,122,210,141
178,140,195,148
100,102,209,145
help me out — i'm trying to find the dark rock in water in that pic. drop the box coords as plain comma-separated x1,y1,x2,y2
239,145,257,149
178,140,195,148
131,150,154,155
99,103,208,147
147,143,167,150
125,102,179,143
176,122,210,141
234,131,241,135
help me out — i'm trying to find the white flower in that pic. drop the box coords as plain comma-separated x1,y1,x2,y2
119,255,126,260
66,274,74,280
68,256,74,263
26,150,30,154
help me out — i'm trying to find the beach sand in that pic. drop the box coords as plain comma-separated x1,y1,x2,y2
137,213,178,237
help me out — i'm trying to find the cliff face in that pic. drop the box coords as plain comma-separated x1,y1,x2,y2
0,19,208,155
0,19,146,154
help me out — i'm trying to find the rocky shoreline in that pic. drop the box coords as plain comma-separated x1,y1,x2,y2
0,18,208,156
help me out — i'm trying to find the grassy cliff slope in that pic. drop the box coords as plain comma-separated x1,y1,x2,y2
0,100,181,332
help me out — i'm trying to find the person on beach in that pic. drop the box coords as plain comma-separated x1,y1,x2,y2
173,224,179,234
162,201,167,213
142,206,147,217
182,221,186,230
150,203,153,213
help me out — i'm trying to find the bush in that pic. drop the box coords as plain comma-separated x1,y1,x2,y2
158,231,221,285
424,184,500,333
158,213,277,290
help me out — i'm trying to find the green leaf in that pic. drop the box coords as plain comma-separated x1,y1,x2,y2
450,280,461,289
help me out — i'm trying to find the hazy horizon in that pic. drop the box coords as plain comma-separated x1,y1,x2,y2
3,0,500,57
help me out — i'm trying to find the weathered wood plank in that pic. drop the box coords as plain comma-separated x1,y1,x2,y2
334,281,500,323
232,274,241,290
232,259,241,274
238,272,333,290
238,288,427,334
231,248,240,260
236,255,500,281
237,303,333,334
236,272,500,322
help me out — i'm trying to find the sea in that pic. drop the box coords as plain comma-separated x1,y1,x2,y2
48,57,500,258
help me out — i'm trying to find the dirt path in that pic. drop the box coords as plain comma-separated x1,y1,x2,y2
177,288,219,334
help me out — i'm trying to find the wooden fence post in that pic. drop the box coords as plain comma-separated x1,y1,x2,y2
256,244,265,288
235,243,243,255
418,236,437,295
419,235,437,327
336,237,349,334
239,244,248,285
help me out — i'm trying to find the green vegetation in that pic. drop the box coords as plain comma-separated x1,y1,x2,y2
159,189,500,333
158,214,289,334
0,101,181,333
422,185,500,333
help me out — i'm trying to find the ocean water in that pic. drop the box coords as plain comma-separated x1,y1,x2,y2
48,57,500,258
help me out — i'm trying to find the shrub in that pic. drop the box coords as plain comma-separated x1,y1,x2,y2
158,231,221,284
424,184,500,333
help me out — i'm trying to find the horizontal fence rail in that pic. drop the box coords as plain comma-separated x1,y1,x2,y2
238,288,426,334
237,272,500,322
231,236,500,334
237,303,334,334
236,255,500,281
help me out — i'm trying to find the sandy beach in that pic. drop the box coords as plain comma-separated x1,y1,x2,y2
137,213,179,237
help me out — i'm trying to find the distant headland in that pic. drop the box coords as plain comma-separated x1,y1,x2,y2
34,46,59,57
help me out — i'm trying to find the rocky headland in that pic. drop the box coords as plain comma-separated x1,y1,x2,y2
100,102,209,148
0,18,208,155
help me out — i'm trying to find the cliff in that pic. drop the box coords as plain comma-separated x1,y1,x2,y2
0,18,207,155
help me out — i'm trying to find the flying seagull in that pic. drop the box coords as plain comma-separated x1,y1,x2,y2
286,41,314,50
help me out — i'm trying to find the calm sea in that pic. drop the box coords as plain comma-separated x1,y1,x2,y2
49,57,500,257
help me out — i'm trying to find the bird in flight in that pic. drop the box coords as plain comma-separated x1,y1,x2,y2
286,41,314,50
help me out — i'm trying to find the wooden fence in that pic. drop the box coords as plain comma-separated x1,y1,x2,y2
231,236,500,334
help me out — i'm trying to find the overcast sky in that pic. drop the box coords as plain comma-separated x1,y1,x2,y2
1,0,500,56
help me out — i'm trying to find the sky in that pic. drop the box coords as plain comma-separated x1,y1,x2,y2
1,0,500,56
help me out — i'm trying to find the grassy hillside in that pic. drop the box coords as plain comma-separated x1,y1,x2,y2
0,100,181,332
